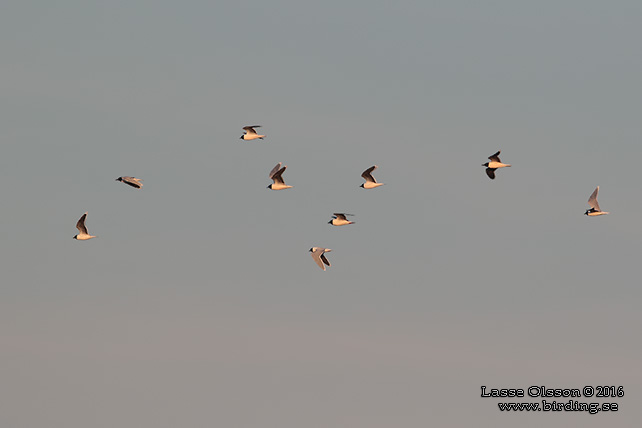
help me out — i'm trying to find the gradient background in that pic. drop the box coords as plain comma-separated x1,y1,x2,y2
1,1,641,427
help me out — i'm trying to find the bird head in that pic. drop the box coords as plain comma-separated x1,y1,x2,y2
482,162,489,167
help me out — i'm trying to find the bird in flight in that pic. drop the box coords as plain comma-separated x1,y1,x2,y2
267,162,292,190
115,176,143,189
360,165,384,189
585,186,609,216
309,247,332,271
240,125,265,141
73,212,96,240
482,150,511,180
328,213,355,226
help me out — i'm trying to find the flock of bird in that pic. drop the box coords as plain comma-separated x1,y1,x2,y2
72,126,609,270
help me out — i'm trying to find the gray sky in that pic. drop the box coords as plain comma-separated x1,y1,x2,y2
1,1,641,427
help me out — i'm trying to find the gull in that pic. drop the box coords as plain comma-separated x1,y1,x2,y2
309,247,332,271
115,176,143,189
267,162,292,190
482,150,511,180
585,186,609,216
73,212,96,240
360,165,384,189
328,213,355,226
240,125,265,141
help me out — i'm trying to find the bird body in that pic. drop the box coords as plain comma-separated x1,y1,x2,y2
360,165,384,189
586,211,609,217
486,161,511,169
362,181,384,189
74,234,95,240
309,247,332,270
73,212,96,240
240,125,265,140
269,182,292,190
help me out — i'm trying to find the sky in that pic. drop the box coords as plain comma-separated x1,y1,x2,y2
1,1,641,427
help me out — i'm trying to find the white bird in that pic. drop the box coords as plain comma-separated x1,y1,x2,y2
328,213,355,226
482,150,511,180
240,125,265,141
267,162,292,190
309,247,332,271
115,176,143,189
585,186,609,216
360,165,384,189
73,212,96,240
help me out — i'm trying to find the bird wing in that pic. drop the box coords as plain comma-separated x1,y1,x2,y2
269,162,282,179
485,168,496,180
311,250,326,270
488,151,501,163
243,126,260,134
361,165,378,183
320,253,331,267
333,213,347,220
76,213,89,234
272,166,287,184
123,177,142,188
588,186,601,211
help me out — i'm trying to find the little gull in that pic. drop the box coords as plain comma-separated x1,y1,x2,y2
482,150,511,180
240,125,265,141
116,176,143,189
328,213,355,226
268,162,292,190
585,186,609,216
309,247,332,271
360,165,384,189
73,212,96,240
